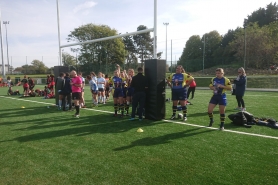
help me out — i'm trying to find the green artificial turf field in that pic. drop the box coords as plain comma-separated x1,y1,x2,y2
0,85,277,185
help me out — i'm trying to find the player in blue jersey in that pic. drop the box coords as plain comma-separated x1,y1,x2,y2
109,64,125,117
167,65,194,121
208,68,232,130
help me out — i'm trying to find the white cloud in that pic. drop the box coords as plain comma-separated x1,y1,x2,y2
73,1,97,14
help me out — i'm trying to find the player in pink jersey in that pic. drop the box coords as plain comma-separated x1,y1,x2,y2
70,70,82,118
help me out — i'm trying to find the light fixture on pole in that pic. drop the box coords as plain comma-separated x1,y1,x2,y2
3,21,9,74
163,22,169,63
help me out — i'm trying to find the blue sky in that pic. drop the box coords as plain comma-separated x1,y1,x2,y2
0,0,274,68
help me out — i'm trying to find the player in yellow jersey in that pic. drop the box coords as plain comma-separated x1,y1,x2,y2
208,68,232,130
109,64,125,117
167,65,194,121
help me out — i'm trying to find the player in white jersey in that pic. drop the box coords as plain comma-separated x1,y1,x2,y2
97,72,106,104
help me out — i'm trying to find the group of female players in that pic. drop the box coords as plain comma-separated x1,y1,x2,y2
167,65,232,130
86,64,231,131
86,64,135,118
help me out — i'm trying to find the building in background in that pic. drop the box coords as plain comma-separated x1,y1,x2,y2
0,64,12,74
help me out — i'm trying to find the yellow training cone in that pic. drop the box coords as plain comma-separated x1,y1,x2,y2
137,128,144,133
21,106,25,108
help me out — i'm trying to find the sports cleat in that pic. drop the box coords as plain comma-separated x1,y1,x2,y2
129,118,135,121
139,119,142,121
73,114,79,118
183,117,188,121
178,113,183,119
208,121,214,127
170,115,176,120
219,127,225,131
113,114,118,117
241,108,246,111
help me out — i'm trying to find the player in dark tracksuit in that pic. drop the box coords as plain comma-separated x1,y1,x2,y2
61,73,72,111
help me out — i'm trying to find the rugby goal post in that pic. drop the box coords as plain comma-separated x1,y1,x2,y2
56,0,157,64
56,0,165,120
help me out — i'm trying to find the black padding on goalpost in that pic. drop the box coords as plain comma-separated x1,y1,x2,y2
144,59,166,120
54,66,69,105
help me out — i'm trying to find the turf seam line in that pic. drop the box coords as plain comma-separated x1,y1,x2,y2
1,95,278,140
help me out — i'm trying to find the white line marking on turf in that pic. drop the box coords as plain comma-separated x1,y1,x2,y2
163,120,278,140
196,93,278,97
1,95,278,140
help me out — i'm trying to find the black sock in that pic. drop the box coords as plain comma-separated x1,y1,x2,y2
172,106,177,116
182,106,187,117
114,104,118,114
208,112,213,123
75,105,80,115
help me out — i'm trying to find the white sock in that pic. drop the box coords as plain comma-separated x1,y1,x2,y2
59,100,62,107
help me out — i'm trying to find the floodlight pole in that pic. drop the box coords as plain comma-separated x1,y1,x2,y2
56,0,62,66
203,36,205,75
171,39,172,73
244,19,247,69
3,21,9,74
153,0,157,59
0,9,5,79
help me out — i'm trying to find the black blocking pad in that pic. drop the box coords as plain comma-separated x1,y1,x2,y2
144,59,166,120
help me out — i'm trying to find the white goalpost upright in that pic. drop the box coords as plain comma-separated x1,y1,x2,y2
57,0,157,61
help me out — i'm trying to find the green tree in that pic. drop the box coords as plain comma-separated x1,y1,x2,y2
31,60,48,74
133,25,153,64
246,2,278,27
220,28,242,65
202,31,222,68
21,64,35,74
123,34,138,69
67,24,126,74
229,22,272,68
178,35,202,72
62,52,76,67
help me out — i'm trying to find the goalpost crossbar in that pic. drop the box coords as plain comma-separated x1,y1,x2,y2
60,28,154,48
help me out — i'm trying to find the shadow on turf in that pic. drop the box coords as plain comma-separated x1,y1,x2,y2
0,113,161,143
113,127,215,151
187,109,235,118
0,106,59,119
